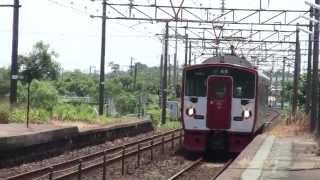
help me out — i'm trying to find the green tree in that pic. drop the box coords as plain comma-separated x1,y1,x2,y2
0,67,10,97
114,92,136,115
109,61,120,75
17,41,60,127
282,74,306,108
18,80,58,112
19,41,61,83
55,70,98,98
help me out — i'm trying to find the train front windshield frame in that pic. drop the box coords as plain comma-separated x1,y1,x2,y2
185,67,256,99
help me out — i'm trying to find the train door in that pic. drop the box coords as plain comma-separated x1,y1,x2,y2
206,76,232,129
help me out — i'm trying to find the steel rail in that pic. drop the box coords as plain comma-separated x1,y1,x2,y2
210,110,280,180
54,134,183,180
6,128,182,180
167,157,203,180
210,159,234,180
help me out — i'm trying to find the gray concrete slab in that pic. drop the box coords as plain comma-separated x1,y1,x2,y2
0,120,153,168
242,135,276,180
217,135,268,180
259,137,292,180
0,124,78,151
217,133,320,180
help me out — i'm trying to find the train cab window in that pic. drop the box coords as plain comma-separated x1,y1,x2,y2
232,70,255,99
234,86,242,97
185,67,255,98
185,70,207,96
213,83,227,99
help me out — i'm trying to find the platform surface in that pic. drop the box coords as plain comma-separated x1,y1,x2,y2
218,128,320,180
0,123,76,138
0,123,79,151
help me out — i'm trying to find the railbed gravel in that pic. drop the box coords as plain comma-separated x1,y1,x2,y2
70,143,191,180
71,147,231,180
0,128,172,179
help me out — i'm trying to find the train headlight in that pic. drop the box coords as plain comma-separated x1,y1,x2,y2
242,109,252,119
186,107,196,117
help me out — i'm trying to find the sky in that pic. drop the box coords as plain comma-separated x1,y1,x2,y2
0,0,310,73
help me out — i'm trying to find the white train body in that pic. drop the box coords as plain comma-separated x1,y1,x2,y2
182,55,269,152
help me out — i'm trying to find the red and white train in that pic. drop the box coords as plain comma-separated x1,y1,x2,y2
181,55,269,153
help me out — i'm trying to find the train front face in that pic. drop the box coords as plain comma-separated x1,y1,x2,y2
182,64,257,152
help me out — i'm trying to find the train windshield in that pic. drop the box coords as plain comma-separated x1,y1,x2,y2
185,67,255,98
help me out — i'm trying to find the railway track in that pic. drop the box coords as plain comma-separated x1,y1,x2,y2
6,128,183,180
167,157,234,180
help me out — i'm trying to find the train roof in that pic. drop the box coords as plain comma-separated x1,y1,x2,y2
189,55,270,81
202,55,253,68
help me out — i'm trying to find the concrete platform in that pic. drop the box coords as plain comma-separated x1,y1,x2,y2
0,123,78,151
217,132,320,180
0,119,153,168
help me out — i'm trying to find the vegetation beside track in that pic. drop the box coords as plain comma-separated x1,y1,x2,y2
0,41,179,127
0,41,309,127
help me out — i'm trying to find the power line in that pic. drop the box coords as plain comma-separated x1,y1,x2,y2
47,0,94,15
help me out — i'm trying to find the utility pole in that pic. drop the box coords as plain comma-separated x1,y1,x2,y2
134,63,138,90
281,57,286,110
260,0,262,9
98,0,107,115
292,25,300,119
270,60,275,98
130,57,133,76
10,0,20,105
184,34,189,66
287,64,291,81
306,8,313,114
173,22,178,94
189,41,192,65
311,0,320,133
159,54,163,107
161,22,169,125
168,55,171,88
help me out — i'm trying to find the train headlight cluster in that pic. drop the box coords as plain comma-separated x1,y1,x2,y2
186,107,196,117
242,109,252,119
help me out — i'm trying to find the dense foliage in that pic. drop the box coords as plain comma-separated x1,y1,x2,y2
0,41,175,125
55,70,98,98
282,74,307,109
0,39,309,126
18,80,59,112
0,67,10,97
18,41,61,83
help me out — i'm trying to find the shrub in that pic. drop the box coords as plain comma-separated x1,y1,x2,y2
159,120,181,129
146,106,174,126
0,67,10,97
10,107,50,123
146,106,161,126
18,80,59,112
0,103,10,123
53,103,98,122
114,92,136,115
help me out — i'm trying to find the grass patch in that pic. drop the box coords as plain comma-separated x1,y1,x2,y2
146,105,178,128
158,120,181,130
11,108,50,124
0,102,10,123
52,103,98,122
6,103,142,127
